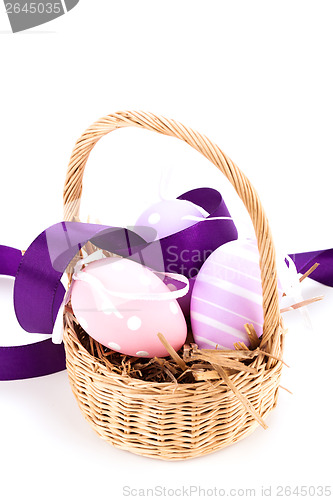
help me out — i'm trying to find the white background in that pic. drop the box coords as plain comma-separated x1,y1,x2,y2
0,1,333,499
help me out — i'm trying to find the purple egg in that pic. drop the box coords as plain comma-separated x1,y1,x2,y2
134,199,204,242
191,239,282,350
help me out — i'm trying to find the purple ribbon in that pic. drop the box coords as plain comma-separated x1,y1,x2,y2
1,226,146,380
289,249,333,287
1,188,237,380
0,245,22,276
0,245,66,381
2,186,332,382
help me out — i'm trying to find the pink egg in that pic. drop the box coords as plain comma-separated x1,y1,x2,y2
135,199,205,241
190,239,283,350
71,257,187,357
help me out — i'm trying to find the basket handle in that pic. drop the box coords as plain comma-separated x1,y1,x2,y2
63,111,282,357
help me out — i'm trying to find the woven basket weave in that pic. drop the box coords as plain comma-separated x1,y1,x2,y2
62,111,285,461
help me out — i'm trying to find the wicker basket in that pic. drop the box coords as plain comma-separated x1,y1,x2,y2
62,111,285,461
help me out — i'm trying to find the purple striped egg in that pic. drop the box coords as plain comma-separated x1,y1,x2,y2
190,239,282,350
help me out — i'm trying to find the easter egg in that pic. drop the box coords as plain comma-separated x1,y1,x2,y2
134,199,205,242
71,257,187,357
190,239,282,349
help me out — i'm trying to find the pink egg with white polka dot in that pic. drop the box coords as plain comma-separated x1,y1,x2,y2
70,257,187,357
